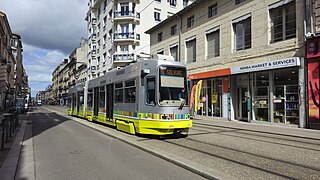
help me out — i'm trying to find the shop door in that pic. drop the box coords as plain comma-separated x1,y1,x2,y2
237,87,248,120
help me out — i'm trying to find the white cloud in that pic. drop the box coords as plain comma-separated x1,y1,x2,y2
0,0,87,96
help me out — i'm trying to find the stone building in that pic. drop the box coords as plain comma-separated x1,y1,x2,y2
146,0,311,128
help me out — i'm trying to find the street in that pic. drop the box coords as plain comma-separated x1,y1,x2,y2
2,105,319,179
15,106,206,180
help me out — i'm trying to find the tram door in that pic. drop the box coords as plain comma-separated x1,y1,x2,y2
93,87,99,117
76,92,80,114
106,84,114,120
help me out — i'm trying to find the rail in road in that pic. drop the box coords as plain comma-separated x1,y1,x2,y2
45,105,320,180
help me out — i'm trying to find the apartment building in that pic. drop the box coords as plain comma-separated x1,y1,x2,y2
85,0,195,80
11,33,29,100
0,11,17,111
146,0,313,128
51,59,68,104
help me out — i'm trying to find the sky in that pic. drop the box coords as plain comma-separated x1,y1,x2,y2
0,0,88,97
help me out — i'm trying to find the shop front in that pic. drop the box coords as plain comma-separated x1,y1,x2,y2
306,37,320,129
188,69,230,119
230,57,305,126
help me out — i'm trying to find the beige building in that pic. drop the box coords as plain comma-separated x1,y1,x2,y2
146,0,309,127
51,59,68,104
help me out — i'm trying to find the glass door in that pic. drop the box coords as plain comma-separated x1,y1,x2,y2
237,87,248,120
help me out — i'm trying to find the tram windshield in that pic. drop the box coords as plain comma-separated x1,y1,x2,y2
159,66,187,106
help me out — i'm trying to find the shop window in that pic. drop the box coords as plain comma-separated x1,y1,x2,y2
273,68,299,125
233,15,251,51
125,80,136,103
186,39,196,63
206,29,220,58
251,71,269,122
206,78,223,117
269,0,296,43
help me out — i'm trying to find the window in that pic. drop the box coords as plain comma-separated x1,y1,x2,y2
87,89,93,108
120,3,129,15
115,82,123,103
170,45,178,61
233,15,251,51
171,25,177,35
169,0,177,6
206,29,220,58
158,32,163,42
146,77,156,105
157,50,164,54
186,38,196,63
208,4,217,18
183,0,189,7
270,0,296,43
154,11,161,21
159,66,187,106
187,15,194,28
235,0,246,5
125,80,136,103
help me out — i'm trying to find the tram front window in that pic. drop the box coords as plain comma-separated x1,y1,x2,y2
159,66,186,106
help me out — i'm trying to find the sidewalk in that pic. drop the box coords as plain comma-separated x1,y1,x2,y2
0,114,26,180
193,116,320,140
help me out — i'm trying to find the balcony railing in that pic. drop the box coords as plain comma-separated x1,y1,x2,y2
114,11,140,20
114,32,140,41
113,53,134,62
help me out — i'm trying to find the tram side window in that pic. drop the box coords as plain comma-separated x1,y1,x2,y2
125,80,136,103
99,86,105,108
80,92,84,107
115,82,123,103
146,77,156,105
87,89,93,108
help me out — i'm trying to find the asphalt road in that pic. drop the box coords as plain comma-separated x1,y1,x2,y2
45,105,320,180
15,106,206,180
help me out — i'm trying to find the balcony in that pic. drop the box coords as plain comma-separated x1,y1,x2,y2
113,0,139,3
113,32,140,44
114,11,140,23
113,53,135,63
91,18,97,25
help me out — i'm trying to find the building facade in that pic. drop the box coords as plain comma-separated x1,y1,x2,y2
146,0,313,128
0,11,16,111
85,0,195,80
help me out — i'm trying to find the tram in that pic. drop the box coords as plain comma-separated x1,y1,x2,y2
67,58,192,136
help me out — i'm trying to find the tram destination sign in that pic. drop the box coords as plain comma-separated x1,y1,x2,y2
230,57,300,74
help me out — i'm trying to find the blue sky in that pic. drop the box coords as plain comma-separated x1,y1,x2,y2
0,0,88,97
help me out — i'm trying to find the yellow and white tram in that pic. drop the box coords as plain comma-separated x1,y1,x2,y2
67,59,192,136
